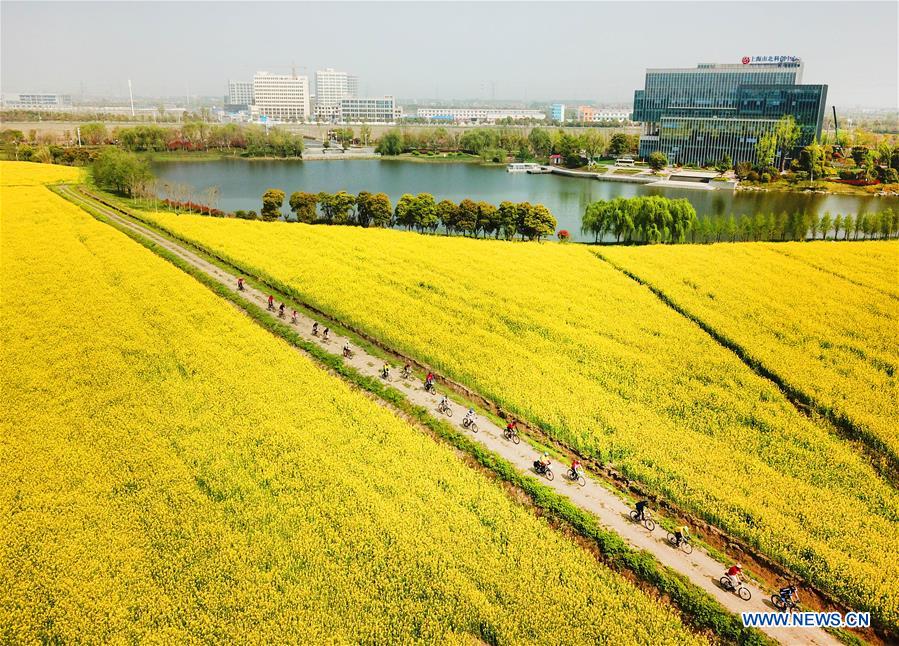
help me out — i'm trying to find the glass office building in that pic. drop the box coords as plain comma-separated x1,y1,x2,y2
632,59,827,166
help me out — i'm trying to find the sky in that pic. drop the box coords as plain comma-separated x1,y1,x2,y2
2,1,897,108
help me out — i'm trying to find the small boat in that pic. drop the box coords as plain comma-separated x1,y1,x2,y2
507,162,540,173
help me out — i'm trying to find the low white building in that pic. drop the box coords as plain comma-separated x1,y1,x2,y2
338,96,400,123
2,93,73,110
253,71,310,122
417,107,546,124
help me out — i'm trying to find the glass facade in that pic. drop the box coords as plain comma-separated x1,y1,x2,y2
633,61,827,165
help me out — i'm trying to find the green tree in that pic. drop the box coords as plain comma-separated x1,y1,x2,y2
520,203,557,241
608,133,634,157
394,193,417,229
288,191,318,223
756,132,777,168
317,191,356,224
832,214,843,240
497,201,519,239
436,199,459,234
368,193,393,227
528,128,553,158
476,201,500,238
581,129,608,166
775,115,801,171
456,199,479,235
842,214,854,240
819,212,832,241
359,125,372,146
376,130,404,156
80,122,107,145
261,188,285,221
412,193,438,232
648,151,668,171
91,147,152,197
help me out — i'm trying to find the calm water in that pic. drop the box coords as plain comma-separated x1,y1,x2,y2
151,159,898,242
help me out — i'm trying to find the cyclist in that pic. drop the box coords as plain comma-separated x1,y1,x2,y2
464,408,475,422
402,363,412,378
725,563,743,590
635,500,649,522
343,342,351,358
278,302,285,317
673,525,690,547
778,584,799,609
439,395,449,410
426,372,435,386
237,277,245,291
534,452,551,473
505,420,518,434
323,327,330,341
267,294,275,311
312,322,319,336
291,309,298,324
570,459,582,478
381,363,390,379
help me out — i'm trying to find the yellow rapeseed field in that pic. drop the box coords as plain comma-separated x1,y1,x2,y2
600,242,899,466
0,159,82,186
0,171,703,643
136,210,899,628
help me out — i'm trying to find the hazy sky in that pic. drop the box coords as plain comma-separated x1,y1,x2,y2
2,1,897,107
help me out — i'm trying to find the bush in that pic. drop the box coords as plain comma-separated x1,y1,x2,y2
91,147,152,196
746,170,760,182
760,172,772,183
735,162,752,179
648,151,669,171
557,229,571,242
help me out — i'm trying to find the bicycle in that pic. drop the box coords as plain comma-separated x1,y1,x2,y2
461,416,478,433
533,461,554,481
666,532,693,554
720,575,752,601
400,366,413,380
771,594,799,613
437,400,453,417
503,426,521,445
424,381,436,394
629,510,656,531
566,467,586,488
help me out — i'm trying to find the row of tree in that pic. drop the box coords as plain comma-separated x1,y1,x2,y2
581,195,899,244
688,209,899,243
375,127,639,165
255,190,558,240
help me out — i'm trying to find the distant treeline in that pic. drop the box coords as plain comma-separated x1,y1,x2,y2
581,196,899,243
235,190,558,241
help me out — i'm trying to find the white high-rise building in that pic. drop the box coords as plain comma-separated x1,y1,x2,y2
338,96,400,123
227,81,254,106
314,68,357,122
252,71,310,122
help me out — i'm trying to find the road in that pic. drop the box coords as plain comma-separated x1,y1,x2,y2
59,185,841,646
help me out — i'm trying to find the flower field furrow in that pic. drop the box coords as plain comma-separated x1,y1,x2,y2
1,174,703,643
133,210,899,628
599,242,899,465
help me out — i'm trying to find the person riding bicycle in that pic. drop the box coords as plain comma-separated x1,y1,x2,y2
635,500,649,521
312,321,319,335
726,563,743,590
570,459,582,477
439,395,449,410
291,309,298,324
778,584,798,607
464,408,475,422
426,372,435,386
267,295,275,310
238,277,245,291
402,363,412,377
534,452,551,472
673,525,690,547
505,420,518,435
278,302,285,317
323,327,330,340
343,342,351,357
381,363,390,379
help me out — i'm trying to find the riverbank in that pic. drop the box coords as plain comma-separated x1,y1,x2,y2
738,178,899,197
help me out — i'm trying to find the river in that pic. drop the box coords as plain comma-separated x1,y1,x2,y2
150,159,898,242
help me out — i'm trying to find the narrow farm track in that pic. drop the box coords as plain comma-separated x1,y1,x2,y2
59,185,842,646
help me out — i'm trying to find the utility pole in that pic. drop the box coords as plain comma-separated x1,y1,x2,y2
128,79,135,118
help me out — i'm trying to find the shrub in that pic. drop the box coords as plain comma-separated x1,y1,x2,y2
557,229,571,242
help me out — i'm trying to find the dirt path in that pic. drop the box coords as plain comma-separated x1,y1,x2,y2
61,185,842,646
